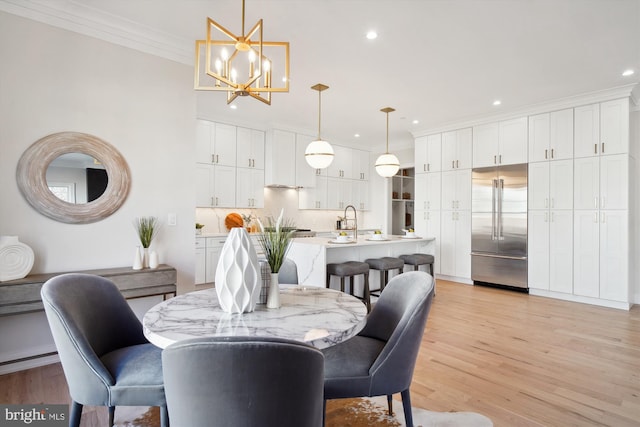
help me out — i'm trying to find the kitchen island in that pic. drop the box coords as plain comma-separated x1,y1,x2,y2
288,235,435,289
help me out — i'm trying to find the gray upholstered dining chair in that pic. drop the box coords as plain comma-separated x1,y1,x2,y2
278,258,299,284
40,273,168,427
162,336,324,427
321,271,435,427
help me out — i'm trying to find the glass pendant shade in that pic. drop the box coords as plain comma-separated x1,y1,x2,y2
305,139,334,169
375,153,400,177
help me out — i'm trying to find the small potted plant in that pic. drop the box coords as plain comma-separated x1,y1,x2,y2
134,216,158,268
196,223,205,235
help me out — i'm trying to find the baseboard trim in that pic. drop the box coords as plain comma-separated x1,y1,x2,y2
0,352,59,375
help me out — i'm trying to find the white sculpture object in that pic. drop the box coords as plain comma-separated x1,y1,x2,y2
0,236,35,282
215,227,261,313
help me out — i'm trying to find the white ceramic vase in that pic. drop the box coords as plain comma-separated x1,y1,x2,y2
267,272,281,309
215,227,260,313
0,236,35,282
132,246,143,270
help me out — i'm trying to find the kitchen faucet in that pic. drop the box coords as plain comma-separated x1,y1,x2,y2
344,205,358,241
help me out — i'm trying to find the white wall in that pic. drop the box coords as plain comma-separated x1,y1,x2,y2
0,12,196,370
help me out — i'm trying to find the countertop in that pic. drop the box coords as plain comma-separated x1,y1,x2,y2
291,235,435,248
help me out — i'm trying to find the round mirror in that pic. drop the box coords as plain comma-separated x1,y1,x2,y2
47,153,108,204
16,132,131,224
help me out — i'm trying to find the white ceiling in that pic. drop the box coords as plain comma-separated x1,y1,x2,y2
2,0,639,150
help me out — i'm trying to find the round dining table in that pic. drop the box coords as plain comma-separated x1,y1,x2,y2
142,285,368,349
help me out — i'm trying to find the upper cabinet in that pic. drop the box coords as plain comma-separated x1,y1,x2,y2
327,145,352,179
415,134,442,174
351,149,370,180
265,129,296,187
528,109,573,162
236,127,265,169
295,133,318,188
574,98,629,158
473,117,527,167
442,128,472,170
196,121,237,166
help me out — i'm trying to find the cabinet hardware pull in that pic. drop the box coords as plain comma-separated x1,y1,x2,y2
594,197,598,209
499,154,502,164
211,197,214,206
211,154,215,163
427,164,430,172
551,148,554,159
452,160,455,169
601,143,605,154
216,197,219,206
545,149,548,159
249,159,252,167
456,160,459,168
494,155,497,164
594,143,597,154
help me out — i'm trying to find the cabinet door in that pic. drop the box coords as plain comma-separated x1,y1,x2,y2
236,127,253,168
549,159,573,210
600,154,628,210
528,113,550,163
549,108,573,160
195,164,214,207
455,210,472,279
574,103,600,158
574,157,599,210
426,134,442,172
473,122,499,168
573,210,600,298
599,210,628,302
195,120,214,164
327,177,351,210
599,98,629,156
528,210,550,290
425,173,441,211
528,162,550,210
456,128,473,169
213,123,237,167
266,130,296,186
549,210,573,294
328,146,351,179
351,149,370,180
499,117,528,165
414,136,429,174
442,131,457,171
295,134,317,188
455,169,472,211
236,168,264,208
250,129,265,169
441,171,456,210
440,211,456,276
414,174,427,211
205,245,223,283
213,165,236,207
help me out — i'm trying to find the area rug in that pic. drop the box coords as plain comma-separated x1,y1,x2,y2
112,396,492,427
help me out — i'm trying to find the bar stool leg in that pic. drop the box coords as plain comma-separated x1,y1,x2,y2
326,271,331,289
363,272,371,313
340,276,346,293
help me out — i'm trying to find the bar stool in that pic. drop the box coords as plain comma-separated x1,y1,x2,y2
400,253,436,294
326,261,371,312
364,257,404,296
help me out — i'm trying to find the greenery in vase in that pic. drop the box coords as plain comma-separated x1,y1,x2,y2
257,209,295,273
134,216,158,248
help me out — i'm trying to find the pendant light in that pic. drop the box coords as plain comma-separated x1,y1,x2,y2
375,107,400,177
305,83,334,169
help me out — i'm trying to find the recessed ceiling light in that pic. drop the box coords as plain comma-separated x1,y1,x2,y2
493,100,502,106
622,69,634,77
412,120,419,125
230,105,237,110
354,133,360,138
366,31,378,40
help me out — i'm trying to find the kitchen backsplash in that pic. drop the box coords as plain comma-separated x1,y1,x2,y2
195,187,375,234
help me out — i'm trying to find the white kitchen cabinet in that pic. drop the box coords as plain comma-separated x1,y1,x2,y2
195,237,206,284
473,117,527,167
415,134,442,173
299,176,328,210
528,160,573,210
573,210,628,302
327,177,352,210
327,145,352,179
442,128,472,170
195,120,237,166
236,127,265,169
205,237,227,284
415,173,441,211
528,109,573,162
351,149,370,180
352,179,369,211
440,209,471,279
414,209,441,274
574,98,629,158
528,210,573,293
574,154,628,210
195,164,236,208
265,129,296,187
295,134,320,188
441,169,471,211
236,167,264,208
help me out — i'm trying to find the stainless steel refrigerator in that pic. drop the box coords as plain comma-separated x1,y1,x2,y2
471,163,528,290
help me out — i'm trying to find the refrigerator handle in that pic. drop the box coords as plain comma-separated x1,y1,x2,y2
492,179,497,240
498,179,504,240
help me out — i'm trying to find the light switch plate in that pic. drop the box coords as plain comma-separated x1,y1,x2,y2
168,213,177,226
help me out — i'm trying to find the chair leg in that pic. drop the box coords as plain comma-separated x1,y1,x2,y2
69,401,82,427
160,405,169,427
108,406,115,427
386,394,394,416
363,272,371,313
401,389,414,427
322,399,327,427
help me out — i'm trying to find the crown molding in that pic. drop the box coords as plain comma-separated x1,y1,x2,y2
412,83,639,137
0,0,193,65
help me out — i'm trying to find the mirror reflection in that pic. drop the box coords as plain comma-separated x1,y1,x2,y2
46,153,108,204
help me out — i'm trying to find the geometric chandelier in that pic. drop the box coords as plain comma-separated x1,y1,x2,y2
194,0,290,105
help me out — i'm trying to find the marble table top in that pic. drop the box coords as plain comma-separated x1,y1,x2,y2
143,285,367,349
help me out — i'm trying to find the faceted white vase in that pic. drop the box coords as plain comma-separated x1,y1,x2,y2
215,227,261,313
0,236,35,282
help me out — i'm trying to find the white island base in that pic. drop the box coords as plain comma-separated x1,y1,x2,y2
287,236,436,294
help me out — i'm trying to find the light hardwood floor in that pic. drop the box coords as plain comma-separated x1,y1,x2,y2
1,280,638,426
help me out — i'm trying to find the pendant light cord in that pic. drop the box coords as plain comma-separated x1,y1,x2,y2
385,111,389,154
317,89,322,140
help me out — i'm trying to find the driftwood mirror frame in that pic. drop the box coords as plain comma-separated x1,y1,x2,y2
16,132,131,224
